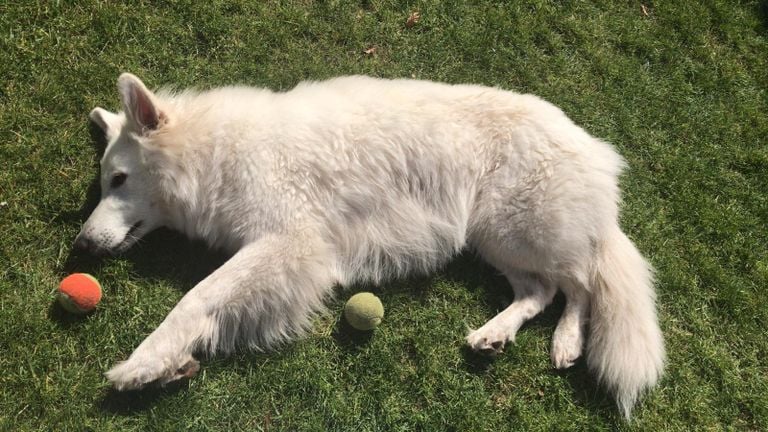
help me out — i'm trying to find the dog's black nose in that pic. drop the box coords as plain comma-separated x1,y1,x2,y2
73,235,98,255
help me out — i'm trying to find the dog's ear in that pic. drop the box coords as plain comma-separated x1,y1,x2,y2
89,107,124,141
117,73,165,135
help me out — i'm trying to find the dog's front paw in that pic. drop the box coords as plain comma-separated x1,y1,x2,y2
105,358,162,391
106,354,200,391
466,325,509,356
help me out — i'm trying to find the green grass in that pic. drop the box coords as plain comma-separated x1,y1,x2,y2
1,0,766,430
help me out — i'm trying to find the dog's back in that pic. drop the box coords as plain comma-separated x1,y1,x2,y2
153,77,617,280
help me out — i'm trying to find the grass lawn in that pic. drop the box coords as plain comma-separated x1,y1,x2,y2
1,0,767,430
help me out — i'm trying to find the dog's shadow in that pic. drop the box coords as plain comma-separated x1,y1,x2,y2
98,381,192,416
555,360,617,418
53,122,107,231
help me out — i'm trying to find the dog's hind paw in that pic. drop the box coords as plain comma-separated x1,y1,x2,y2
550,325,583,369
105,354,199,391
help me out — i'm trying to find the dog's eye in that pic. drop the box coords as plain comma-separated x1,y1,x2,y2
110,173,127,188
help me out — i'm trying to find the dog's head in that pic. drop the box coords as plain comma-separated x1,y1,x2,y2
75,74,170,255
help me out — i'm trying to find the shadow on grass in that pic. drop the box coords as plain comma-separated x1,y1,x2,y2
331,313,375,351
553,360,617,418
99,380,192,415
460,345,496,373
447,253,567,338
58,227,229,297
121,229,230,292
759,1,768,35
53,121,108,233
55,121,108,274
48,298,96,328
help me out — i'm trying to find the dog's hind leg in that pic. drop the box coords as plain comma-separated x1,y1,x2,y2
105,232,336,391
466,270,556,355
550,278,590,369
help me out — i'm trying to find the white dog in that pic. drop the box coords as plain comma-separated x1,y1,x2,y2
78,73,664,417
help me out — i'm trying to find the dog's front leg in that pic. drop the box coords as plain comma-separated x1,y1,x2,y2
105,233,336,391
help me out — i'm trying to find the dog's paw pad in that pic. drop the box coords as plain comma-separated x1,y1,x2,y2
170,358,200,382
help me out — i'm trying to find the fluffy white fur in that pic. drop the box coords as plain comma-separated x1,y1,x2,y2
77,73,664,417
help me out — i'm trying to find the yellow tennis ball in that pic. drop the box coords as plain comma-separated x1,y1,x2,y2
344,292,384,331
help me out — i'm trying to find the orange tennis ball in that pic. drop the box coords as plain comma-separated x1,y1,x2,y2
58,273,102,314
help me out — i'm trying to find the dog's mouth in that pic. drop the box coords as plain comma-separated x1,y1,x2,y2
115,220,145,253
127,220,144,237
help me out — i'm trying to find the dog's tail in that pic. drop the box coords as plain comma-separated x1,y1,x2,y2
587,225,664,418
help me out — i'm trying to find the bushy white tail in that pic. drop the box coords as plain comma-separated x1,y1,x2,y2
587,227,665,418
